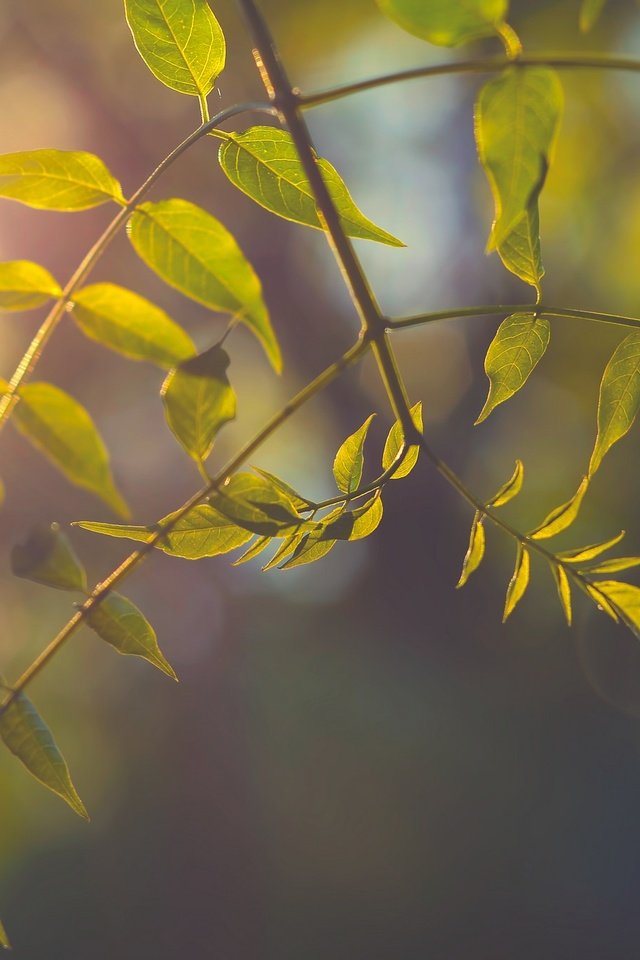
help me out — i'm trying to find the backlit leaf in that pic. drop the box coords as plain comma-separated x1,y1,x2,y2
232,535,272,566
0,149,125,210
0,692,88,819
263,532,305,571
86,592,176,680
252,469,312,512
280,535,337,570
503,543,530,621
376,0,508,46
218,128,403,247
456,512,485,588
580,0,608,31
586,557,640,575
211,472,304,536
550,563,572,626
11,522,87,593
0,260,62,311
382,401,423,479
557,532,625,564
584,581,619,621
488,459,524,508
592,581,640,638
128,199,280,371
333,414,375,494
476,313,550,423
589,332,640,476
0,919,10,950
496,202,544,294
529,477,589,541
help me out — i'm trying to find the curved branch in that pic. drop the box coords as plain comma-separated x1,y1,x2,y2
390,304,640,331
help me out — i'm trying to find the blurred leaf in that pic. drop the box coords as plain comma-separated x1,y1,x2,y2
0,692,88,819
0,260,62,311
496,202,543,294
0,919,10,950
503,543,530,621
72,284,195,367
551,563,572,626
529,477,589,541
252,469,311,512
333,414,375,494
86,592,177,680
161,345,235,461
376,0,508,46
124,0,225,97
0,149,125,210
129,199,280,371
587,557,640,574
232,535,272,566
382,401,423,479
592,581,640,638
11,522,87,593
476,313,550,423
218,128,404,247
488,459,524,507
558,532,625,564
456,512,485,588
476,67,563,249
580,0,607,31
589,332,640,476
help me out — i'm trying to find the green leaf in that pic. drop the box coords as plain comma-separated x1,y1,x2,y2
72,283,195,368
128,199,280,371
580,0,608,31
456,512,485,588
0,149,125,210
376,0,508,46
0,692,88,819
218,128,404,247
475,67,563,249
586,557,640,575
161,345,236,462
12,382,129,518
557,532,625,564
344,493,384,541
264,532,306,570
124,0,225,97
11,522,87,593
211,472,304,536
86,592,177,680
280,535,337,570
333,414,375,494
529,476,589,541
488,459,524,508
591,581,640,638
0,919,10,950
0,260,62,311
550,563,572,626
476,313,550,424
503,543,530,621
252,469,312,512
496,202,544,294
381,401,423,479
588,332,640,476
232,535,272,566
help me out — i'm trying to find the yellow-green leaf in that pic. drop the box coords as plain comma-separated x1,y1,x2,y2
589,332,640,476
488,459,524,508
232,535,272,566
0,260,62,311
551,563,572,626
72,283,195,368
86,592,176,680
584,581,619,621
0,692,88,819
580,0,608,31
211,472,305,537
591,581,640,638
587,557,640,575
456,512,485,588
0,919,10,950
11,522,87,593
128,199,280,371
382,401,423,479
557,532,625,564
376,0,508,46
264,532,306,570
476,313,550,423
503,543,530,621
279,531,337,570
0,149,125,210
333,414,375,494
218,128,404,247
252,469,311,512
529,477,589,541
496,202,544,295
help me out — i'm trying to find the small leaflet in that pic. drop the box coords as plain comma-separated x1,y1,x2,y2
0,260,62,311
529,477,589,541
503,543,530,621
550,563,572,626
580,0,608,31
476,313,550,424
0,149,125,210
456,512,485,588
589,332,640,477
232,535,272,566
487,460,524,508
376,0,509,46
211,472,305,537
557,532,625,564
591,581,640,638
497,202,544,295
251,469,311,512
381,402,423,479
86,592,177,680
586,557,640,575
333,414,375,495
11,522,88,593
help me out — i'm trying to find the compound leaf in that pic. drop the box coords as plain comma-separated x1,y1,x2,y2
456,512,485,588
382,401,423,479
503,543,530,621
488,459,524,508
550,563,572,626
333,414,375,494
0,149,125,210
589,332,640,476
86,592,176,680
476,313,550,423
11,522,87,593
580,0,608,31
0,260,62,311
529,477,589,541
376,0,509,46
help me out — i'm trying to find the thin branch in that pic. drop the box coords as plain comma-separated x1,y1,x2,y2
390,303,640,331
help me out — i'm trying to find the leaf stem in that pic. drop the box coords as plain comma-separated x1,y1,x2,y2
390,303,640,331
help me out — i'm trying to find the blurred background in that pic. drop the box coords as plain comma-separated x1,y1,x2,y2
3,0,640,956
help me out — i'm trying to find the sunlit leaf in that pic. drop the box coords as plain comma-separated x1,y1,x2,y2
0,919,10,950
279,531,337,570
0,149,125,210
11,522,87,593
263,532,306,570
584,581,619,621
86,592,176,680
496,202,543,294
488,459,524,508
252,469,312,512
376,0,508,46
0,692,88,819
72,284,195,367
124,0,225,97
212,472,305,536
218,128,404,247
456,512,485,588
381,401,423,479
580,0,608,31
0,260,62,311
161,345,236,461
476,67,563,249
344,493,384,541
333,414,375,494
128,199,280,371
232,535,272,566
557,532,625,564
476,313,550,423
589,332,640,476
503,543,530,621
586,557,640,574
550,563,572,626
529,477,589,541
591,581,640,638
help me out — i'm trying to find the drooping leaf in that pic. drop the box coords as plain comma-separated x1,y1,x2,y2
128,199,280,371
550,563,572,626
586,557,640,575
279,534,337,570
252,469,312,512
12,382,129,517
476,313,550,423
218,128,404,247
333,414,375,495
124,0,225,97
557,532,625,564
11,522,87,593
263,532,306,571
488,459,524,508
580,0,608,31
381,401,423,479
0,149,125,210
0,260,62,311
0,692,88,819
376,0,508,46
588,332,640,476
591,581,640,638
161,345,236,462
475,67,563,249
211,472,305,536
503,543,530,621
0,919,10,950
86,592,176,680
456,512,485,588
232,535,272,566
496,202,544,294
529,477,589,541
72,284,195,367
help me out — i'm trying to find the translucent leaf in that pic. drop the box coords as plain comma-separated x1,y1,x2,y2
11,522,87,593
376,0,508,46
529,477,589,541
475,67,563,249
0,149,125,210
86,592,176,680
344,493,384,541
589,332,640,476
381,401,423,479
13,382,129,518
587,557,640,575
252,469,312,512
0,919,10,950
456,512,485,588
503,544,530,621
161,345,236,462
584,582,619,622
0,260,62,311
218,128,404,247
279,532,337,570
128,199,280,371
0,692,88,819
476,313,550,423
557,532,625,564
263,533,305,571
72,283,195,368
592,581,640,639
333,414,375,494
124,0,225,97
550,563,572,626
211,472,305,536
232,535,272,566
580,0,608,31
496,202,543,294
488,460,524,508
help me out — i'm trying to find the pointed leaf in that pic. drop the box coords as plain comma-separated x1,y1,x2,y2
592,581,640,638
488,459,524,508
333,414,375,494
382,401,423,479
232,535,272,566
558,532,625,564
0,919,10,950
456,512,485,588
551,563,572,626
584,581,619,621
0,149,125,210
86,592,176,679
0,260,62,311
280,533,337,570
263,532,306,571
586,557,640,575
211,472,305,536
589,332,640,476
124,0,225,97
580,0,608,31
376,0,508,46
218,128,403,247
345,493,384,541
496,202,544,294
529,477,589,541
0,692,88,819
503,544,530,621
72,283,195,367
11,522,87,593
252,469,312,512
476,313,550,423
